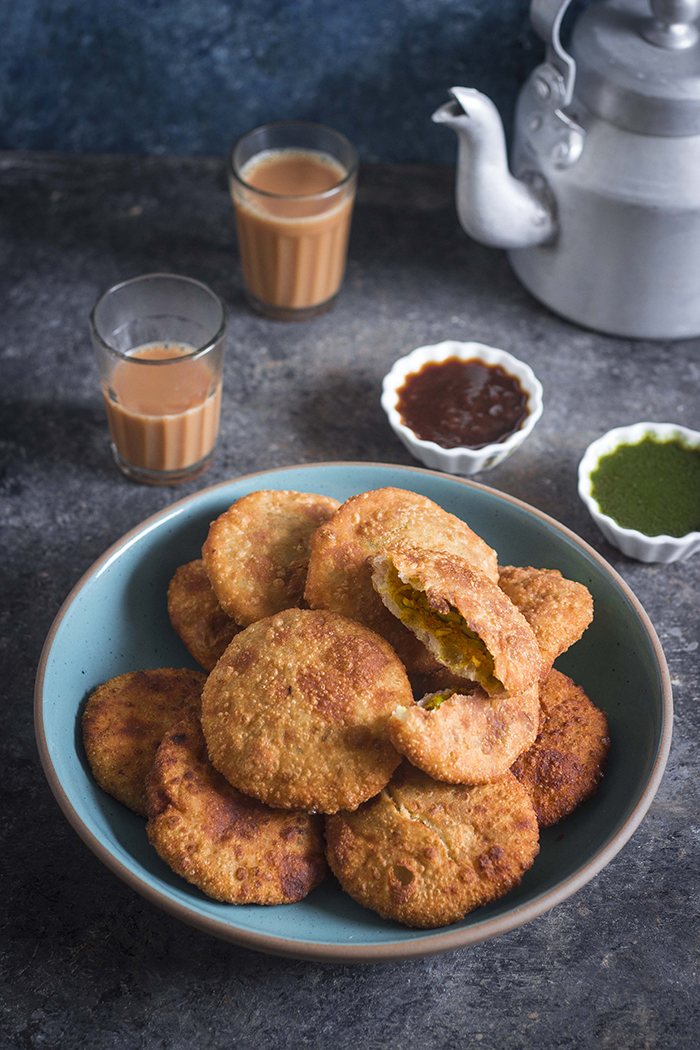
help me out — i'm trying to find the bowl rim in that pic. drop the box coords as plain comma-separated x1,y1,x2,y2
578,421,700,546
381,340,544,462
34,460,672,963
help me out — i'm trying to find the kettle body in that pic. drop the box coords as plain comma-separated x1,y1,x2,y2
510,76,700,339
435,0,700,339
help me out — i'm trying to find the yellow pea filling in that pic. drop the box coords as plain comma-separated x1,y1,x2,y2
420,692,452,711
386,568,501,692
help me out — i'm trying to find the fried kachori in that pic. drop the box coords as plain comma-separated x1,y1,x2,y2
201,607,410,814
325,763,539,928
202,489,340,626
167,559,240,672
498,565,594,672
304,487,499,675
387,681,540,785
511,668,610,827
79,483,609,927
82,668,206,817
372,546,542,697
146,715,328,904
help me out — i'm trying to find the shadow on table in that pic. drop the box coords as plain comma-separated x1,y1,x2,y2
1,398,117,482
294,368,412,465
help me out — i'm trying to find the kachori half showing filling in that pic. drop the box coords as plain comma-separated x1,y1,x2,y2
371,546,542,697
304,487,499,675
387,681,540,785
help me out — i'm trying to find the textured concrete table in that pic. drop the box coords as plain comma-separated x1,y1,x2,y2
1,153,698,1049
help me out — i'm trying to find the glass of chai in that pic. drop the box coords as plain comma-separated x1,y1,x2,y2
229,122,358,321
89,273,227,485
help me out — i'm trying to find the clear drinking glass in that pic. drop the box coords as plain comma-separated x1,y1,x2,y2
229,122,358,321
89,273,227,485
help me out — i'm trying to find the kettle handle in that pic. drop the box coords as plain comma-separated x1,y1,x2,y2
530,0,576,105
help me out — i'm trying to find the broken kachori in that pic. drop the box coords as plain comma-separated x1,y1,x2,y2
304,487,499,674
202,489,340,626
146,715,328,904
325,763,539,928
371,546,542,697
511,668,610,827
201,607,410,814
82,668,206,817
387,681,540,785
167,559,240,671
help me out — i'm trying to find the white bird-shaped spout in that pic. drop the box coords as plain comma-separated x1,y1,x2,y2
433,87,556,249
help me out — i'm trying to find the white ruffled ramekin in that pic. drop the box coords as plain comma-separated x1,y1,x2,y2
578,421,700,563
381,340,543,476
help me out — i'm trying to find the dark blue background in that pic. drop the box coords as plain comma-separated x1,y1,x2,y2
0,0,547,162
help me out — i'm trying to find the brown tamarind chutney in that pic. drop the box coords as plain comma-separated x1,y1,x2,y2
395,357,529,450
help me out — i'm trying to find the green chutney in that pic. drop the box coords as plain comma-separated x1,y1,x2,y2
590,435,700,537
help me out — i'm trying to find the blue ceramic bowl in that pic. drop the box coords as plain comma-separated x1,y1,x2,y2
35,462,672,962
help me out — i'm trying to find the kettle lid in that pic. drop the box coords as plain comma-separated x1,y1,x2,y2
570,0,700,134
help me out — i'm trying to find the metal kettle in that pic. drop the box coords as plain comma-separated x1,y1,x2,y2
433,0,700,339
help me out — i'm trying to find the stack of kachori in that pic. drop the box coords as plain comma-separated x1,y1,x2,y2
82,486,610,928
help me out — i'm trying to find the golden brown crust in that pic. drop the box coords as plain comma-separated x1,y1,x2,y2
146,716,328,904
511,669,610,827
304,488,498,675
498,566,594,672
82,668,207,817
201,608,410,814
325,763,539,928
201,489,341,626
167,560,240,672
387,682,540,785
372,546,542,697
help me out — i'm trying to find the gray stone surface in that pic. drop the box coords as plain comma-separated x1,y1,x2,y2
1,152,699,1049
